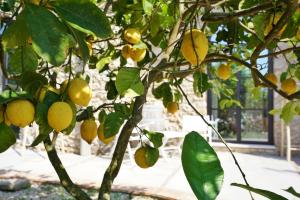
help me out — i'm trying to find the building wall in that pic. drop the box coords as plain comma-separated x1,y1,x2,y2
273,44,300,155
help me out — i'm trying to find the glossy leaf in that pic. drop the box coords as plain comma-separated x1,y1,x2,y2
2,11,29,49
8,45,38,75
115,68,144,97
0,124,16,153
103,112,125,138
31,103,53,146
52,0,112,38
69,28,90,64
24,4,74,66
182,132,224,200
144,130,164,148
152,82,173,107
231,183,288,200
20,71,48,97
193,72,211,95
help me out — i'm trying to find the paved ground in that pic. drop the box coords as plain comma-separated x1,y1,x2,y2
0,148,300,200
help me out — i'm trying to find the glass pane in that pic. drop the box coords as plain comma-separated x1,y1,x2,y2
241,110,268,142
212,109,238,141
240,78,268,109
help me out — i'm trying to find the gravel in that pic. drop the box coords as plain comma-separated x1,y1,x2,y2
0,184,159,200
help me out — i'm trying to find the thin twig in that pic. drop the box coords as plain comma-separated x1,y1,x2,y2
176,81,254,200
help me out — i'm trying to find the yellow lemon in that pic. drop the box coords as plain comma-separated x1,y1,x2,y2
264,12,287,37
265,73,278,86
68,78,92,106
36,85,60,102
130,47,146,62
167,102,179,114
97,124,115,145
216,64,231,80
124,28,141,44
6,100,35,128
121,44,133,59
281,78,297,95
180,29,208,65
80,119,97,144
47,102,73,132
134,146,159,169
134,147,149,168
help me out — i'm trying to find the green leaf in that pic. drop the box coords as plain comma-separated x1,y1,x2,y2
193,72,211,95
144,145,159,166
115,67,144,97
182,132,224,200
20,71,48,96
231,183,288,200
150,12,160,37
31,103,53,146
105,80,118,100
96,56,111,71
142,0,153,16
98,110,107,123
114,103,131,118
0,90,33,105
152,82,173,107
69,28,90,64
2,11,29,49
8,45,38,75
239,0,261,9
269,108,281,115
253,13,267,41
280,101,298,123
24,4,75,66
0,124,16,153
103,112,126,138
284,187,300,198
144,130,164,148
52,0,112,38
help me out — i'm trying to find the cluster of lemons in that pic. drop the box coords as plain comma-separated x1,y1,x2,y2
121,28,147,62
264,73,298,95
0,78,115,146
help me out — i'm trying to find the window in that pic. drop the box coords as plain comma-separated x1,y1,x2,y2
207,58,274,144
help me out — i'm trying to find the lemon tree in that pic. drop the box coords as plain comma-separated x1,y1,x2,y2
1,1,300,200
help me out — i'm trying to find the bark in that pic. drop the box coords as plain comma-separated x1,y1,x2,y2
97,70,159,200
44,136,91,200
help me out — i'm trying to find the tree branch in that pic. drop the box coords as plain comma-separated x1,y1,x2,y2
44,136,91,200
98,2,185,199
202,1,278,22
205,53,296,100
250,0,298,64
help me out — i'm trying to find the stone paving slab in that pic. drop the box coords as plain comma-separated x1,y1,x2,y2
0,148,300,200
